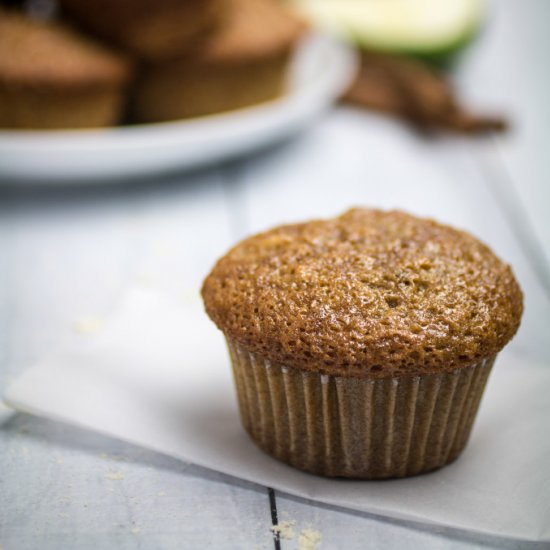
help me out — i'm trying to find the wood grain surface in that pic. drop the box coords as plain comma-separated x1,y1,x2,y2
1,1,548,548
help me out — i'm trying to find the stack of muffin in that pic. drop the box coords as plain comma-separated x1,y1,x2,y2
0,0,305,129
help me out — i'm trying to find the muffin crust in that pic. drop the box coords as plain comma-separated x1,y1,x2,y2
58,0,226,61
202,209,523,378
131,0,305,121
0,9,132,89
184,0,306,66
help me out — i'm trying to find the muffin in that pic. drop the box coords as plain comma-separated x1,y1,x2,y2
131,0,306,122
58,0,226,61
0,9,133,129
202,209,523,479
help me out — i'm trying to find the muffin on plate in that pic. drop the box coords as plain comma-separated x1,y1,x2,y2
0,9,133,129
131,0,306,122
202,208,523,479
58,0,226,61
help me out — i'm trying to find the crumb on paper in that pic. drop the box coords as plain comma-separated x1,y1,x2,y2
298,528,322,550
134,273,154,287
180,289,200,306
100,452,126,462
131,527,141,535
111,454,126,462
157,491,166,497
105,471,124,481
58,512,68,518
73,316,104,335
271,520,296,540
127,216,146,233
153,241,176,259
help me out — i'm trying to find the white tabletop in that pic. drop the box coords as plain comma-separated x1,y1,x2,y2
1,1,549,549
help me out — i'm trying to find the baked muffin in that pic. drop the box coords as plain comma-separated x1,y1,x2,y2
58,0,226,61
0,9,133,129
131,0,305,122
202,208,523,479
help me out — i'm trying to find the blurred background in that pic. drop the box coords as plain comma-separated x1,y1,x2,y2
1,0,549,548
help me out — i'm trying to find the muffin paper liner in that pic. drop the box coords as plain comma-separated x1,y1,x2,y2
227,339,495,479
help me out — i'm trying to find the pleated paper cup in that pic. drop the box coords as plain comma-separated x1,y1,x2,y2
227,339,495,479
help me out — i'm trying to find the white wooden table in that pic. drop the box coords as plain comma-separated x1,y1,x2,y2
1,2,548,548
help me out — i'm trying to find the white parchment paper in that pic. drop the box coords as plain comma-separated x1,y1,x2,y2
4,288,549,542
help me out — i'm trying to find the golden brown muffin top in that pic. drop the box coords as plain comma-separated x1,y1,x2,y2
58,0,226,61
188,0,306,65
0,9,132,88
202,209,523,378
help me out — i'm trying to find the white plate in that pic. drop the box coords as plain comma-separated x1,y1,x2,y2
0,33,357,184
